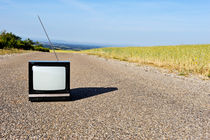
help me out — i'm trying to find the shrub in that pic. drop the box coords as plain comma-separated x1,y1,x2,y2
33,45,50,52
0,30,49,52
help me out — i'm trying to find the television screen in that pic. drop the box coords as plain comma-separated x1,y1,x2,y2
29,61,70,99
33,66,66,90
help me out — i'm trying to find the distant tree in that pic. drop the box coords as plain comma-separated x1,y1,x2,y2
26,38,34,45
0,31,21,48
34,41,40,45
0,42,2,49
0,30,49,52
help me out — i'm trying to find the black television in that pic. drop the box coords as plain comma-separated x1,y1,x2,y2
29,61,70,100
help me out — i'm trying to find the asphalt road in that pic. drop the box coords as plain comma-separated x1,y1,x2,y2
0,52,209,139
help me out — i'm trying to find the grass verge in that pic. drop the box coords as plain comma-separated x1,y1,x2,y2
0,49,30,55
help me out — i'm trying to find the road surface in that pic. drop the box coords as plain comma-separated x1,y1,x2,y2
0,52,209,139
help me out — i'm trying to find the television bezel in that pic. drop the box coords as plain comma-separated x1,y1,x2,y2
29,61,70,94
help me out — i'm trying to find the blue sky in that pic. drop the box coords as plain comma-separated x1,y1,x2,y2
0,0,210,46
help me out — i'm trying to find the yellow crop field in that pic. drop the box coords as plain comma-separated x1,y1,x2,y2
50,50,79,53
83,44,210,78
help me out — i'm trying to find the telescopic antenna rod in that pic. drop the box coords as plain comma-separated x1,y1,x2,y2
37,15,59,61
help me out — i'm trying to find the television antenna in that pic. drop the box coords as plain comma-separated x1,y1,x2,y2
37,15,59,61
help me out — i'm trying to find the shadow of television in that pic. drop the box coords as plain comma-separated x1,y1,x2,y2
30,87,118,102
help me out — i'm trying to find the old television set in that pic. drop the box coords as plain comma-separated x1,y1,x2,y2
29,61,70,100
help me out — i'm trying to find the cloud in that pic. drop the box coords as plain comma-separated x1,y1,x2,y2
59,0,95,13
0,0,17,9
0,0,14,6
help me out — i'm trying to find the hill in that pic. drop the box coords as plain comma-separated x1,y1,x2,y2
40,41,102,51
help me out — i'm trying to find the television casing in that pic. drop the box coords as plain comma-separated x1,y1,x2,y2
29,61,70,100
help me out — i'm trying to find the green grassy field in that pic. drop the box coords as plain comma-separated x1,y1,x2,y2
0,49,30,55
82,44,210,78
